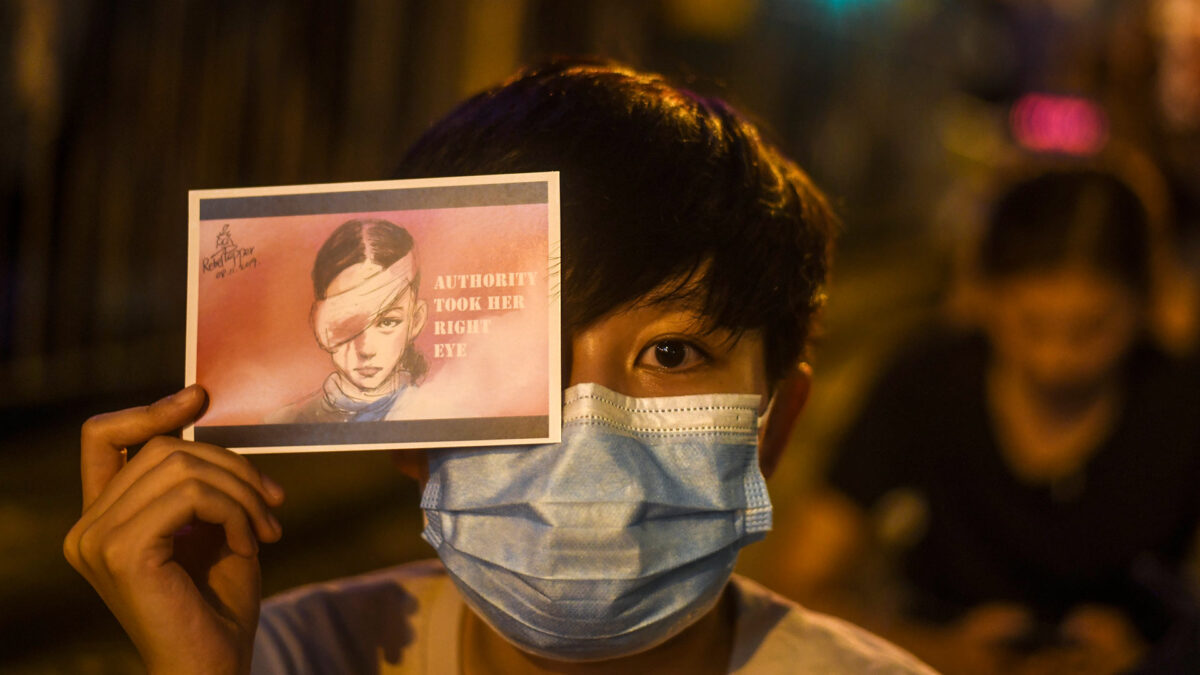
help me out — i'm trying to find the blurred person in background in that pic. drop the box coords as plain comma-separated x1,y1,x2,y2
785,167,1200,674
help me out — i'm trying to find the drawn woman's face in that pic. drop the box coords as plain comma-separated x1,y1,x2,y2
332,286,427,392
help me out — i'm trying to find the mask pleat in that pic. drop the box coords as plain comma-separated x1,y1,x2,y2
419,383,772,662
441,541,738,644
432,508,756,579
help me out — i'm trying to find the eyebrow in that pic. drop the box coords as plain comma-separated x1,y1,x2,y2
636,296,750,351
637,280,710,315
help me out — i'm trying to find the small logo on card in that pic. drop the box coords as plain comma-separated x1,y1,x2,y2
203,224,258,278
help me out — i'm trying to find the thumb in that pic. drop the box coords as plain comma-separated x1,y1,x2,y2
80,385,207,508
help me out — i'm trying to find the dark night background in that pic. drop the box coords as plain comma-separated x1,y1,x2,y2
3,1,1197,671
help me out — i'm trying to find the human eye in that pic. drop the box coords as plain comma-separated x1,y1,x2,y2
376,315,404,330
635,338,710,372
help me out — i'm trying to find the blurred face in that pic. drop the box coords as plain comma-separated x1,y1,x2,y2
332,287,427,392
984,266,1141,398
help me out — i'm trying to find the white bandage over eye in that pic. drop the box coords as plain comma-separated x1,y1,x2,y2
310,253,415,352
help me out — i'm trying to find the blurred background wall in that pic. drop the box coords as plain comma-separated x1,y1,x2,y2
3,0,1197,671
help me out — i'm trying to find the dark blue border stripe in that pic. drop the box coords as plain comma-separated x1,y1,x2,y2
194,415,550,448
199,182,548,220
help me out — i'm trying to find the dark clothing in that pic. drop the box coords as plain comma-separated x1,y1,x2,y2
830,330,1200,640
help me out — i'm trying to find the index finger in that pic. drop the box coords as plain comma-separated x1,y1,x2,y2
80,385,206,509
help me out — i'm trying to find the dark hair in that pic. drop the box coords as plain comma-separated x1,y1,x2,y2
394,59,835,386
312,218,427,381
312,219,418,299
981,169,1151,295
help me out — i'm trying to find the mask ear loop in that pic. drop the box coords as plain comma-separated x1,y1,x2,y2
756,362,812,476
756,395,774,441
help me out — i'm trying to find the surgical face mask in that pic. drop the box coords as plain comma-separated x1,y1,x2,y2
420,383,772,661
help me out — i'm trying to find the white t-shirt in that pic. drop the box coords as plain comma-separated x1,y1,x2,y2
253,559,935,674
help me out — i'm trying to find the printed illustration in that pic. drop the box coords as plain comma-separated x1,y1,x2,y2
185,174,561,453
268,219,428,423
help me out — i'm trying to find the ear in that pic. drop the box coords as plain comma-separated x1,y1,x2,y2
758,362,812,479
410,297,428,338
391,449,430,488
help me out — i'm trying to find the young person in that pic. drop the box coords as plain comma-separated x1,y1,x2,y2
269,218,428,424
790,168,1200,673
64,60,933,674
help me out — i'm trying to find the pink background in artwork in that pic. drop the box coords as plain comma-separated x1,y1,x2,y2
195,204,551,426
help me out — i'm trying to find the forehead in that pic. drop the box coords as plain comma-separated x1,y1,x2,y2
380,287,416,313
326,256,416,297
626,266,721,323
326,262,380,296
571,268,741,344
590,294,741,340
993,264,1123,293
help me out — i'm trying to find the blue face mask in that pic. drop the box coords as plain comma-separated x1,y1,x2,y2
420,383,772,661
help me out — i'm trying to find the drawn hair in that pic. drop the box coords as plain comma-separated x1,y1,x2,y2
312,218,427,381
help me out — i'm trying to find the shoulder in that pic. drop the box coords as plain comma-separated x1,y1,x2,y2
260,558,449,617
383,384,420,421
831,327,988,497
1125,342,1200,409
879,327,987,391
846,326,988,427
1117,343,1200,475
252,559,459,675
728,575,936,674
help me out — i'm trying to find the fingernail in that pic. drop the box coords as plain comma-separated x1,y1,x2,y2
169,384,199,404
268,512,283,538
262,474,286,503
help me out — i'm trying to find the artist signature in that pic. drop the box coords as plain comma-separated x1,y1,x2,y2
203,223,258,279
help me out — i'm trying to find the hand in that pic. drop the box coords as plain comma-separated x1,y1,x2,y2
910,603,1034,675
63,386,286,675
990,605,1144,675
1023,604,1145,675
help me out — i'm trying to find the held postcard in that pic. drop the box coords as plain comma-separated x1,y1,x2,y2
185,173,561,453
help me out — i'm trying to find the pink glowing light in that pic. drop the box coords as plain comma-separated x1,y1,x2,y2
1010,93,1109,155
